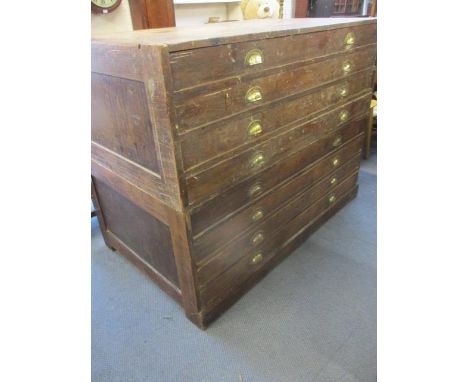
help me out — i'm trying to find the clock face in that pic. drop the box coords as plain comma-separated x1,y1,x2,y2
91,0,122,14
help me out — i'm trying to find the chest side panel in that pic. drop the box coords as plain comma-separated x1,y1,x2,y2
94,178,180,288
91,42,197,312
91,42,184,210
92,73,162,175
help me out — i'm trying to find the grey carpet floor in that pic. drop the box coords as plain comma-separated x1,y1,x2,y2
92,154,376,382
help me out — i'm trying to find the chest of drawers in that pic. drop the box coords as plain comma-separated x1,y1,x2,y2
91,18,377,329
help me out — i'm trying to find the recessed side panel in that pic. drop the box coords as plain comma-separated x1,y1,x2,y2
91,73,161,175
94,178,180,288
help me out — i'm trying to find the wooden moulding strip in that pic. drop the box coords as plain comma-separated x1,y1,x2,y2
91,159,170,224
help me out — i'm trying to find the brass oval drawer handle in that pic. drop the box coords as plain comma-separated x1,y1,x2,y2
332,158,340,167
245,49,264,66
332,136,342,147
344,32,355,47
330,177,338,186
250,152,265,169
342,61,352,74
339,110,349,122
248,183,263,198
248,120,263,137
251,208,264,222
329,194,337,204
245,86,263,104
339,85,349,98
252,232,265,246
251,252,264,265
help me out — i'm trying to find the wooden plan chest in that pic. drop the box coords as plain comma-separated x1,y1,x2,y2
91,18,377,329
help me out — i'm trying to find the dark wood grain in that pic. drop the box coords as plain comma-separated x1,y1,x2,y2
91,18,377,329
200,182,359,313
190,130,364,236
199,185,358,327
146,0,175,29
179,69,373,171
174,45,376,130
193,153,361,268
185,108,368,207
92,17,376,52
91,42,144,81
128,0,147,30
169,23,376,90
128,0,176,30
105,230,183,304
196,169,360,285
166,210,203,326
94,178,180,287
294,0,309,17
92,73,161,174
91,177,115,251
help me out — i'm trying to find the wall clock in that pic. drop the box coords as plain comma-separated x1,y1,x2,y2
91,0,122,14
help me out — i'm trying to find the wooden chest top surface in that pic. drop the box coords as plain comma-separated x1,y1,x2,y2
91,17,376,51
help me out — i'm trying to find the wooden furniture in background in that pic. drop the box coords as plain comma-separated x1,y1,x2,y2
363,63,376,159
370,0,376,16
364,98,377,159
91,18,377,329
295,0,310,17
333,0,362,15
128,0,175,29
298,0,375,18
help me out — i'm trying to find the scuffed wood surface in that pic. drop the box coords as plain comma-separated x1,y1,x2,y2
92,18,377,51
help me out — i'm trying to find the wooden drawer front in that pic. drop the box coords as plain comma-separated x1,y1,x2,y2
199,173,358,308
190,123,364,236
194,155,360,268
179,69,373,171
170,23,376,91
185,94,370,206
174,45,376,131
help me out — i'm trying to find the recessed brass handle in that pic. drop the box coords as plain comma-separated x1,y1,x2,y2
342,61,352,74
245,49,264,66
339,110,349,122
250,152,265,169
251,208,264,222
332,158,340,167
252,232,265,246
245,86,263,104
248,120,263,137
329,194,337,204
330,177,337,186
344,32,355,47
339,85,349,98
251,252,264,265
332,136,342,147
248,183,263,198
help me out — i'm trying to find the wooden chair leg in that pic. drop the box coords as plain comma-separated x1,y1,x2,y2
364,106,374,159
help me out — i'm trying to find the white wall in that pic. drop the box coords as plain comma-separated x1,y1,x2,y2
91,0,133,34
175,0,294,27
91,0,294,35
175,3,231,27
283,0,294,18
